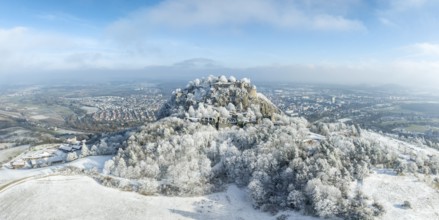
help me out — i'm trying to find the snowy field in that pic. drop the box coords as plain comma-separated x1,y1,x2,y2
0,153,318,220
362,169,439,220
30,115,49,120
0,145,29,164
0,156,112,185
0,175,318,220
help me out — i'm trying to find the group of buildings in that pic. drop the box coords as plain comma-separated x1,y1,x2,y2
8,137,85,169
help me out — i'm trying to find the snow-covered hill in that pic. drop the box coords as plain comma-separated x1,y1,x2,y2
1,76,439,219
93,76,439,219
158,75,281,125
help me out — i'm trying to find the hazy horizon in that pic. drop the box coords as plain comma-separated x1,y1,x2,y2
1,0,439,89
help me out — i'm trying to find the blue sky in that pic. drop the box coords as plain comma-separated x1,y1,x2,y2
1,0,439,87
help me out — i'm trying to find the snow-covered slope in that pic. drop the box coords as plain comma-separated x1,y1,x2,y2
361,169,439,220
0,175,317,220
0,156,111,186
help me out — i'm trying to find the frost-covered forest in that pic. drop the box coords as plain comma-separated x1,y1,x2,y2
90,76,439,219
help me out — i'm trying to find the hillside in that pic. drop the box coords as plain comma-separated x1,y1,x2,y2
0,175,322,220
2,76,439,220
93,76,439,219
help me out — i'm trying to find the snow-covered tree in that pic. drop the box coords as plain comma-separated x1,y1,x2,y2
188,105,196,117
248,179,266,206
219,75,228,83
103,160,115,175
193,78,200,86
66,152,78,162
227,103,236,112
218,107,230,118
116,158,127,177
241,77,251,84
80,140,89,157
90,145,98,156
138,178,159,195
305,178,342,218
229,76,236,82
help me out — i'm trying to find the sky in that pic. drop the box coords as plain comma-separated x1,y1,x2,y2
0,0,439,88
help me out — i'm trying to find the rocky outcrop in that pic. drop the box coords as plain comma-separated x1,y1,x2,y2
157,75,281,125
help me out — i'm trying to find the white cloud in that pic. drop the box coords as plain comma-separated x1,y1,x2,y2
2,25,438,88
378,17,396,27
109,0,365,32
0,26,225,73
389,0,427,12
0,27,128,72
410,42,439,57
173,58,221,69
377,0,436,28
37,12,84,23
311,15,364,31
